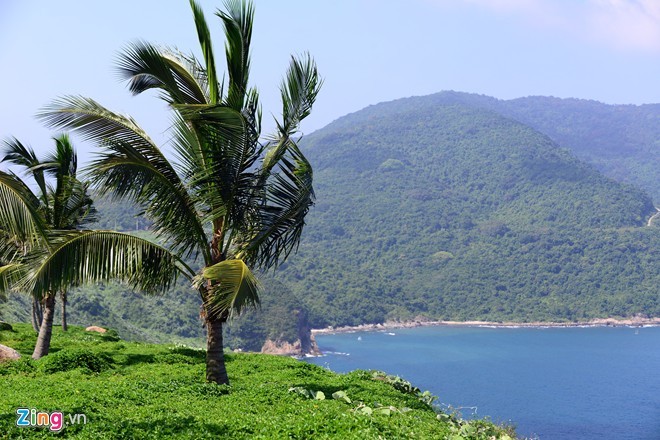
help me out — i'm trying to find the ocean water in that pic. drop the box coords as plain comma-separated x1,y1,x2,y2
306,326,660,440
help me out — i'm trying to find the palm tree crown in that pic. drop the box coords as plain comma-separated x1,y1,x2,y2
38,0,321,384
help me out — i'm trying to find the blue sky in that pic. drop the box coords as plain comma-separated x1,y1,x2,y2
1,0,659,163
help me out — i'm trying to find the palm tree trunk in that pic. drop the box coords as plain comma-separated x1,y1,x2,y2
205,312,229,384
31,297,42,332
32,294,56,360
205,221,230,384
61,291,68,331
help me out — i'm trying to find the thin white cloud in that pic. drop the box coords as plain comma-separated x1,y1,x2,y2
429,0,660,52
587,0,660,52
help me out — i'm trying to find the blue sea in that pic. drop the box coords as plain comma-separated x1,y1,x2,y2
306,326,660,440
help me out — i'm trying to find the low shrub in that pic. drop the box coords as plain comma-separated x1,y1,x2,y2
154,353,201,365
0,358,36,376
41,349,113,374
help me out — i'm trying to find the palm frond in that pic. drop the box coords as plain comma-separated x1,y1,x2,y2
200,258,260,318
89,144,209,260
169,115,232,232
38,96,208,259
0,234,21,264
239,139,314,269
1,137,48,207
21,231,194,299
170,114,206,183
190,0,220,104
169,98,251,217
243,86,262,150
116,41,208,105
279,53,322,135
1,137,40,168
0,171,46,247
163,50,212,103
0,263,23,293
37,95,157,150
216,0,254,111
173,103,245,140
59,178,97,228
172,103,257,228
44,134,78,228
258,54,319,183
44,134,77,178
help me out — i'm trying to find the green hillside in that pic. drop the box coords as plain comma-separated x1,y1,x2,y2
0,324,514,439
379,91,660,201
273,102,658,327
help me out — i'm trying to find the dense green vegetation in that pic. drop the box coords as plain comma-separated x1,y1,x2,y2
274,102,659,327
3,273,311,353
382,91,660,201
2,280,205,346
0,324,514,439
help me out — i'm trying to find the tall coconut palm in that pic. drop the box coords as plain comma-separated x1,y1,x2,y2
39,0,320,384
0,143,191,358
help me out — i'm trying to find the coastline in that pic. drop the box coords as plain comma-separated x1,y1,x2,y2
311,316,660,335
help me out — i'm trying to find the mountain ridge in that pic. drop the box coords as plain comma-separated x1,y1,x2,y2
275,95,658,327
324,91,659,201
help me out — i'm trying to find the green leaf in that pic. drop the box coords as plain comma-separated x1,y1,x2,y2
374,407,391,416
0,171,46,247
279,53,322,135
190,0,220,104
240,140,314,270
216,0,254,110
21,231,191,299
38,96,209,260
460,424,476,436
0,264,22,293
201,259,261,318
1,137,48,207
331,390,351,403
117,41,208,105
357,405,373,415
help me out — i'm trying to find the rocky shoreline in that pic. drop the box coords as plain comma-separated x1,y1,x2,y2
260,335,322,357
311,316,660,335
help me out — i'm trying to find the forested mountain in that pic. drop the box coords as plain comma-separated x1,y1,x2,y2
274,100,658,327
3,94,659,347
384,91,660,201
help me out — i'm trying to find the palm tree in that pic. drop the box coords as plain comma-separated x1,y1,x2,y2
39,0,320,384
0,140,191,359
1,135,97,356
2,135,96,335
0,145,47,334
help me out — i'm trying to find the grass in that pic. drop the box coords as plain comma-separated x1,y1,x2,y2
0,324,515,439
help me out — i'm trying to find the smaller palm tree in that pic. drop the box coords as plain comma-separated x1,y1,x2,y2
0,136,191,359
4,136,97,330
2,135,96,355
